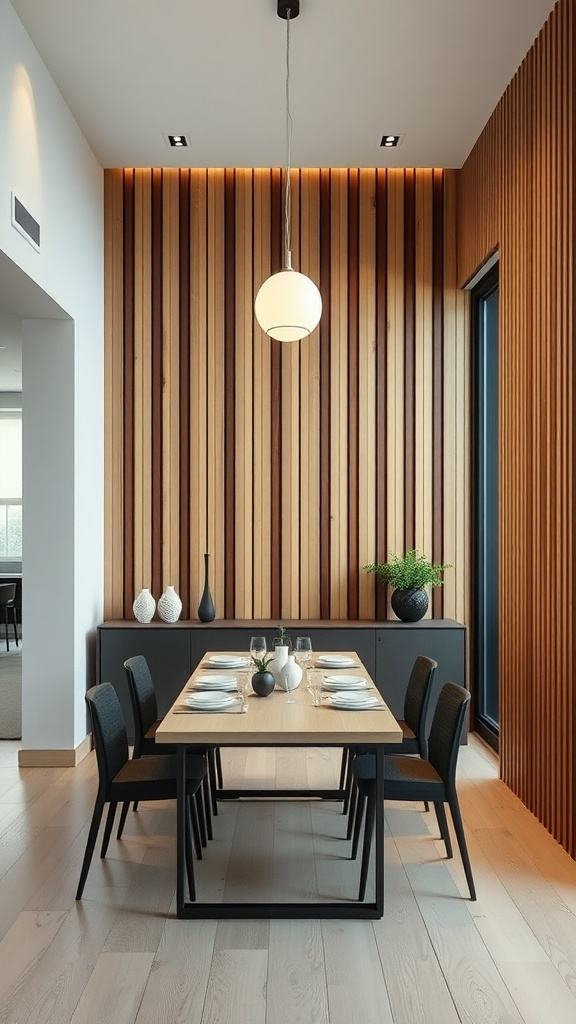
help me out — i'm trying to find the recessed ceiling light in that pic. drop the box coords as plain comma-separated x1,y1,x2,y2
167,134,188,147
380,134,401,148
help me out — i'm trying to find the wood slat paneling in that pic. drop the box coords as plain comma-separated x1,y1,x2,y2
458,0,575,856
105,167,468,630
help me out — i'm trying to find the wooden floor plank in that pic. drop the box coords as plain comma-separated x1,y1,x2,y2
69,951,154,1024
135,919,218,1024
0,911,68,1008
322,920,395,1024
200,949,267,1024
267,920,330,1024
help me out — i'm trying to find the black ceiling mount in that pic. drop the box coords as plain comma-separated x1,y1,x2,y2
277,0,300,20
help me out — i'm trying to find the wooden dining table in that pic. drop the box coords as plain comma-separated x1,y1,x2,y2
156,651,402,920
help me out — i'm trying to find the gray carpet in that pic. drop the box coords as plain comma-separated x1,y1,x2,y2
0,642,22,739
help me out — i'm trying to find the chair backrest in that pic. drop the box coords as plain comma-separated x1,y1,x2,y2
124,654,159,743
85,683,129,789
403,655,438,756
0,583,16,606
427,682,471,788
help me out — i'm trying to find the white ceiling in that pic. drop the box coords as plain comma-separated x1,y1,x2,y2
11,0,557,170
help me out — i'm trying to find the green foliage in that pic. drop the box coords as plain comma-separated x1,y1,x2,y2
364,549,452,590
251,653,275,673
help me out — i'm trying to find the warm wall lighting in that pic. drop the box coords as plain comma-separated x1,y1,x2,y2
254,0,322,343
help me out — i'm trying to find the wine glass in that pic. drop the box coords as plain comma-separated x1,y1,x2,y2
249,636,267,661
247,636,267,691
295,636,313,680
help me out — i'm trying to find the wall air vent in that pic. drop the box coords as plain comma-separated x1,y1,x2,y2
11,193,40,251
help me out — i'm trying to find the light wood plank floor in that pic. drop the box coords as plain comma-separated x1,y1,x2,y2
0,735,575,1024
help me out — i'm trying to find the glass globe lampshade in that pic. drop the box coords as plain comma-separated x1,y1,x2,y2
255,268,323,342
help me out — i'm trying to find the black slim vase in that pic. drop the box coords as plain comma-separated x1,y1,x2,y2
198,552,216,622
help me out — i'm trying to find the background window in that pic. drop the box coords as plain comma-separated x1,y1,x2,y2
0,411,22,558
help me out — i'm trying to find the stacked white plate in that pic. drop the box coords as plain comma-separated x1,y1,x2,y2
183,692,239,711
325,691,380,710
316,654,356,669
323,674,368,691
206,654,250,669
192,673,238,692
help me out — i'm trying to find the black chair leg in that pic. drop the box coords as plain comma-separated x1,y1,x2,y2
117,800,131,839
358,790,376,902
448,795,476,901
351,789,366,861
195,789,207,849
2,612,8,653
215,747,223,788
346,779,358,840
342,755,354,815
207,749,218,816
76,799,105,899
189,794,203,860
433,801,452,858
202,774,213,840
11,608,18,647
101,802,117,857
424,801,430,811
339,747,348,789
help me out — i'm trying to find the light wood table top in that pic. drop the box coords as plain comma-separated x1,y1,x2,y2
156,651,402,746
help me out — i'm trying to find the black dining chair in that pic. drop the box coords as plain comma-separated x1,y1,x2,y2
0,583,18,652
351,682,476,902
344,654,438,837
76,682,206,900
120,654,217,844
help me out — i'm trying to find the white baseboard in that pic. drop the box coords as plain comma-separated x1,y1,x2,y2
18,732,92,767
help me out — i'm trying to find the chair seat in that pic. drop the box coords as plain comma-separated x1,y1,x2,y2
354,750,445,801
110,752,206,801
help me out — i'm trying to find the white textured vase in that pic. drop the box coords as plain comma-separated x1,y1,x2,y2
157,585,182,623
271,645,290,688
279,653,302,692
133,588,156,623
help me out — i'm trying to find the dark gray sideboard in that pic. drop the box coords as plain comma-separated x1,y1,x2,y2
97,619,466,743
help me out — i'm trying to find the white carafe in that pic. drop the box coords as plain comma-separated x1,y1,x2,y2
272,644,290,688
279,653,303,692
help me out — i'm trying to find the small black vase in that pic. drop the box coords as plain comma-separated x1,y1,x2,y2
251,671,275,697
390,587,429,622
198,552,215,622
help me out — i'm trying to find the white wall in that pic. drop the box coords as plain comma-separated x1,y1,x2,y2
0,0,104,752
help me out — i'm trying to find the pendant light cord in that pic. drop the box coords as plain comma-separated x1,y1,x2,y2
284,10,293,270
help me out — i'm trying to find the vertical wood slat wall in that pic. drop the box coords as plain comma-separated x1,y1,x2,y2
104,167,468,629
458,0,575,857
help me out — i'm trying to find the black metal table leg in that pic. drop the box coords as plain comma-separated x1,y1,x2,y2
176,745,187,915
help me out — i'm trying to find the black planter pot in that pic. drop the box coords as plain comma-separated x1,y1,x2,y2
390,587,429,622
251,671,275,697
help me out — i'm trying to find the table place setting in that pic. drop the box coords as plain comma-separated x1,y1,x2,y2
314,654,358,669
203,654,251,669
175,691,247,714
189,673,239,692
322,674,372,691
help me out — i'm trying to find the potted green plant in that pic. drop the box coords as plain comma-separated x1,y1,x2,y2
250,653,275,697
364,549,452,622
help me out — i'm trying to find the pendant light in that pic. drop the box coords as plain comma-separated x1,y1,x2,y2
254,0,322,343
